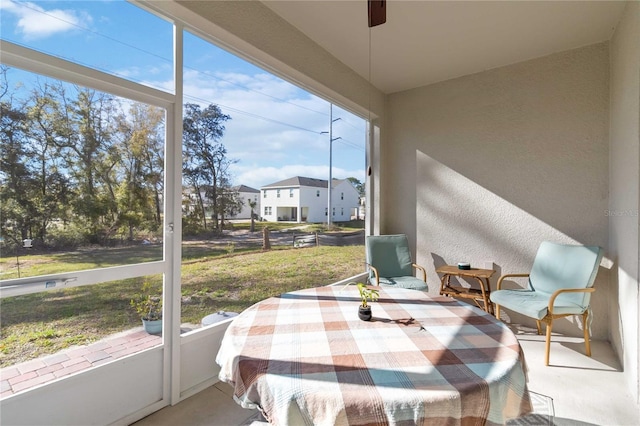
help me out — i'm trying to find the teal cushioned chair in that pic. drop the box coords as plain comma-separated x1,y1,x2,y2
490,241,603,365
365,234,428,291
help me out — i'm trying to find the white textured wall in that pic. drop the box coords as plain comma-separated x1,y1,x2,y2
609,1,640,403
385,43,610,339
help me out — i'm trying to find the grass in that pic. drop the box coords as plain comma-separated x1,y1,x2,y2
180,245,364,324
0,276,154,366
0,246,164,280
0,220,364,280
0,240,365,367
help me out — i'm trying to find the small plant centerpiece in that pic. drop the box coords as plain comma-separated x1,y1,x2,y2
356,282,379,321
130,280,163,335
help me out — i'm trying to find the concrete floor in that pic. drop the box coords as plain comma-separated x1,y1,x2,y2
133,327,640,426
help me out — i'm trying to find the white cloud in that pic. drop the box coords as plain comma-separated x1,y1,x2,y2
115,63,171,80
1,0,93,39
180,70,338,162
138,58,367,189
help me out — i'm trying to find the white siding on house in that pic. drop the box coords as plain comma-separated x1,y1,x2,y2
261,177,359,223
229,186,260,220
331,180,360,222
298,185,327,223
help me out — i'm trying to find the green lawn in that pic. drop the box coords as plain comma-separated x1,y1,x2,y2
0,243,365,367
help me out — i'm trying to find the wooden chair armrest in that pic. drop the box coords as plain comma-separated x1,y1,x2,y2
412,264,427,282
365,263,380,286
496,273,530,290
548,287,595,314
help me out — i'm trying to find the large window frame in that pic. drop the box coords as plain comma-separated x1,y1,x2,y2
0,39,179,296
0,33,183,402
1,25,184,400
0,0,375,409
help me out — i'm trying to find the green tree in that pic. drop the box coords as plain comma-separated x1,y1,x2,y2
248,199,257,232
0,91,34,246
48,84,119,243
182,103,233,233
347,177,364,196
114,102,165,240
0,66,42,248
26,82,73,242
2,68,166,250
215,181,242,229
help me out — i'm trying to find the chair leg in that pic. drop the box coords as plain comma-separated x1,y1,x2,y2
582,311,592,357
536,320,542,335
495,304,501,320
544,319,552,366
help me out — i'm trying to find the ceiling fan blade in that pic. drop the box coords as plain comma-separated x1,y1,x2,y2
368,0,386,27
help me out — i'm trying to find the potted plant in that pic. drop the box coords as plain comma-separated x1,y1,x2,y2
130,280,163,335
356,282,379,321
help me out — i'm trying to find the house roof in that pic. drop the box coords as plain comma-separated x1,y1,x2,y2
233,185,259,193
262,176,347,189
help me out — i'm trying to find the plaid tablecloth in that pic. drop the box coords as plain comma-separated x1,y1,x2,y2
216,285,531,425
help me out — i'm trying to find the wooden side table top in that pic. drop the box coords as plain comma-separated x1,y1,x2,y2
436,265,496,279
437,265,496,314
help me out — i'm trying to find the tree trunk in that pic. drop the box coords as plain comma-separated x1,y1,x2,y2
262,227,271,250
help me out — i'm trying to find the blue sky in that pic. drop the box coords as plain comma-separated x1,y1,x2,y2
0,0,366,190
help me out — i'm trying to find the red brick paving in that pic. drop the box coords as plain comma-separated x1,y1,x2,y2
0,327,162,399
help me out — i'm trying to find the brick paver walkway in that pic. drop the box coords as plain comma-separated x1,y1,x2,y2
0,328,162,398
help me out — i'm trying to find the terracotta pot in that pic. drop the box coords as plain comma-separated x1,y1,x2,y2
358,305,372,321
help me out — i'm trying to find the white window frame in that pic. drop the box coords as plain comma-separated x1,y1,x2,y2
0,24,183,404
0,0,377,413
0,40,177,299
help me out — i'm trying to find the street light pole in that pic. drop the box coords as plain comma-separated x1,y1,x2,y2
328,104,341,228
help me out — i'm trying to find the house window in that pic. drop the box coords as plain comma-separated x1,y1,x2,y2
317,190,320,197
341,192,344,200
332,207,336,216
341,208,344,216
264,206,272,215
263,190,267,198
277,189,281,198
325,207,328,216
289,189,294,198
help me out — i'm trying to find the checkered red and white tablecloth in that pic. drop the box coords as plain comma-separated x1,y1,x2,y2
217,285,531,425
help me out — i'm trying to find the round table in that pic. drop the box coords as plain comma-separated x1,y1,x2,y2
216,285,531,425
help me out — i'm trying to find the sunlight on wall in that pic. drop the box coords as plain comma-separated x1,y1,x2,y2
415,152,612,339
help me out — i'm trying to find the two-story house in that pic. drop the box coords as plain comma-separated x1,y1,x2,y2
228,185,260,220
261,176,359,223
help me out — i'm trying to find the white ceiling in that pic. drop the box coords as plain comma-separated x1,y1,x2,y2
262,1,627,94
